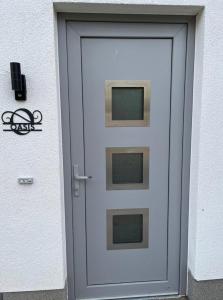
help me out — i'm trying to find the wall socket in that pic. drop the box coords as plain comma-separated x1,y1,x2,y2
18,178,33,184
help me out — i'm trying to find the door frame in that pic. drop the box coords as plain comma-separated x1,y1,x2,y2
57,13,195,300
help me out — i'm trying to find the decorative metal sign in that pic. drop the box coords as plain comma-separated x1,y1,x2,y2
1,108,42,135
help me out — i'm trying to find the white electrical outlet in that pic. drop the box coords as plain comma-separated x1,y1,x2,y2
18,178,34,184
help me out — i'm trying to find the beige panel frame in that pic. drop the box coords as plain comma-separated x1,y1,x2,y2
107,208,149,250
106,147,149,190
105,80,151,127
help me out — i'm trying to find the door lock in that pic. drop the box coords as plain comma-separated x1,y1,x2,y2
73,165,92,197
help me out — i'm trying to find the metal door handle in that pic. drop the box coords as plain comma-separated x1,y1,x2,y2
74,175,92,180
73,165,92,197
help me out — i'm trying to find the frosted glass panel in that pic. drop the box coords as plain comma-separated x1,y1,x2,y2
112,153,143,184
107,208,149,250
106,147,149,190
112,87,144,120
113,214,143,244
105,80,151,127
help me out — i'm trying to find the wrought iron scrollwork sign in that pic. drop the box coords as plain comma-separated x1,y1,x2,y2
1,108,42,135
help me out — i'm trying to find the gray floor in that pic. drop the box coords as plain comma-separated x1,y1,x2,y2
2,289,67,300
1,290,188,300
188,271,223,300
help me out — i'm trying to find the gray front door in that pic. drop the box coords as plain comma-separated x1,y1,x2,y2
65,20,189,300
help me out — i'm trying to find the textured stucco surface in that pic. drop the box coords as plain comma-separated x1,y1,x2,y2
0,0,66,293
1,0,223,293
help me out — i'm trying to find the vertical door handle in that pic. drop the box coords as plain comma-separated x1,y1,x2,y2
73,165,92,197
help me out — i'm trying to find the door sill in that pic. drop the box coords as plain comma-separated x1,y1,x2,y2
77,296,187,300
136,296,186,299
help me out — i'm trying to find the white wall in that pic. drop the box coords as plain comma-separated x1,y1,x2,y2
0,1,66,292
0,0,223,293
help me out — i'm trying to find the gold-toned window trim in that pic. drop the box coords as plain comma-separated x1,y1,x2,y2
106,147,149,190
107,208,149,250
105,80,151,127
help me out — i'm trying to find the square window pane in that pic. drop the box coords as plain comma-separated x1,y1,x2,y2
112,153,143,184
105,80,151,127
113,214,143,244
106,147,149,190
107,208,149,250
112,87,144,120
